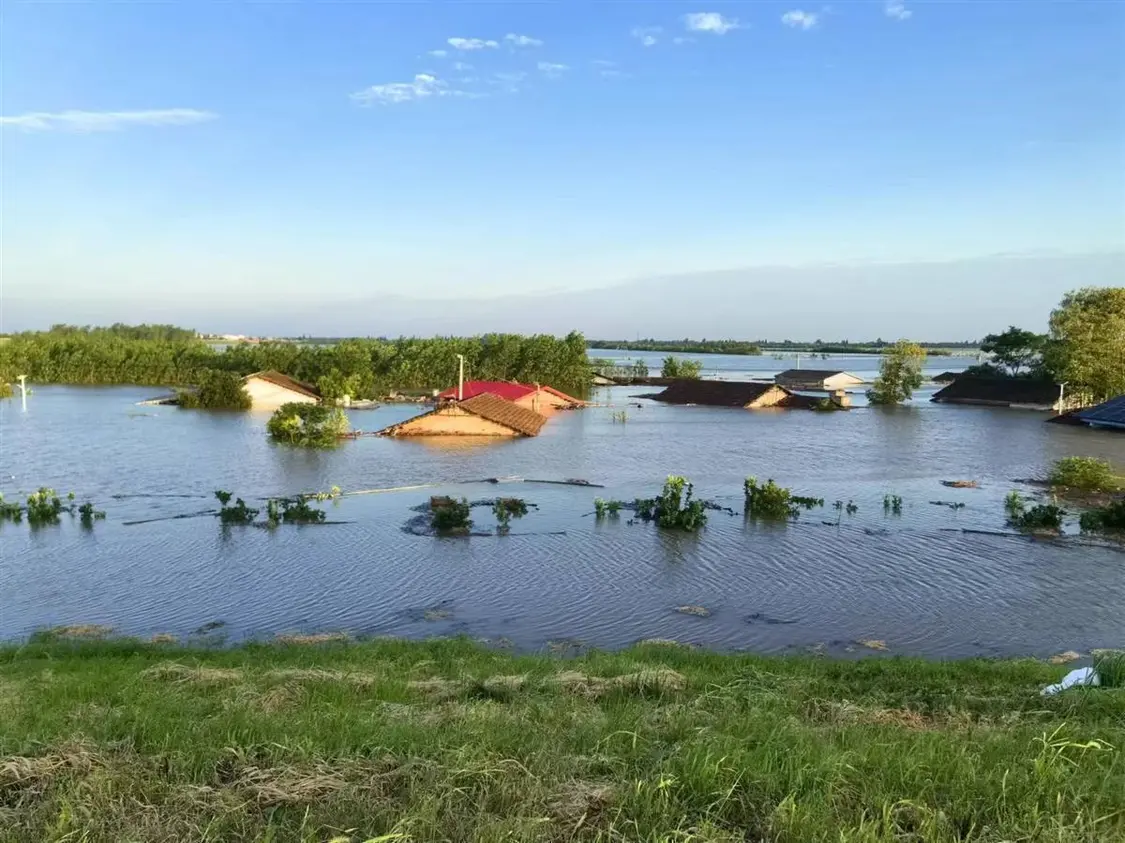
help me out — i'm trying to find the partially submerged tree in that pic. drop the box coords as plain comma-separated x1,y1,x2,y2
661,356,702,379
867,340,926,405
178,370,251,410
266,402,349,447
980,326,1047,376
1046,287,1125,403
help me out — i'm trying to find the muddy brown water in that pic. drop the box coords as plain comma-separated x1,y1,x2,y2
2,353,1123,657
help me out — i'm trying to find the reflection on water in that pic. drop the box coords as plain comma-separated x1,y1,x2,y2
2,365,1124,657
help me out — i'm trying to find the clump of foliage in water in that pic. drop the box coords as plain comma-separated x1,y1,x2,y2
26,488,67,526
867,340,926,405
492,498,529,535
265,496,327,527
215,490,259,525
660,356,703,379
267,403,349,447
1079,499,1125,535
812,397,847,412
177,370,252,411
78,502,106,527
0,382,12,399
883,494,903,515
594,498,624,519
431,497,473,536
1047,457,1123,493
0,489,106,528
1004,491,1025,516
1009,503,1065,534
744,477,823,520
634,476,708,532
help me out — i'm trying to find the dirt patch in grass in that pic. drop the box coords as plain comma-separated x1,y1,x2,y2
142,662,244,684
548,779,616,825
48,624,114,640
273,632,351,645
253,683,309,713
552,669,687,699
234,762,349,806
149,633,178,644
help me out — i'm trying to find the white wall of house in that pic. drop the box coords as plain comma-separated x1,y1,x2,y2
823,373,864,390
243,377,319,410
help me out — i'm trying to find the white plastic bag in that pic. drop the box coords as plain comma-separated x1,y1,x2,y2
1041,666,1101,696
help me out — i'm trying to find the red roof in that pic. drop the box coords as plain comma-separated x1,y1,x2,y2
437,381,537,402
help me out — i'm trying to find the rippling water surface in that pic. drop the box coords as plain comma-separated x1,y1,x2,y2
2,354,1123,657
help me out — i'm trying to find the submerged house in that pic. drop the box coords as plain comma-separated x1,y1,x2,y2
1075,395,1125,431
645,379,826,409
775,369,864,391
930,376,1079,412
378,393,547,438
436,380,585,411
241,371,321,410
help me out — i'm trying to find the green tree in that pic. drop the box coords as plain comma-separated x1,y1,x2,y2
177,370,251,410
1047,287,1125,403
661,356,702,379
867,340,926,405
266,402,349,447
980,326,1047,376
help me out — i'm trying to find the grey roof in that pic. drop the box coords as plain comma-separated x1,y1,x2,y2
775,369,861,381
1078,395,1125,428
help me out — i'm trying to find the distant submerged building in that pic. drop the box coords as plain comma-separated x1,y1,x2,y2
241,371,321,410
436,380,585,412
378,393,548,438
774,369,864,392
930,376,1080,412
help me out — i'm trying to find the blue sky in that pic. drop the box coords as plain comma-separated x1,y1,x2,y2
2,1,1123,335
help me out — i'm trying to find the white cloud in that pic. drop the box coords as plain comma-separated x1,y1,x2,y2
631,26,662,47
447,37,499,50
491,71,528,93
537,61,569,78
884,1,912,20
427,49,448,57
351,74,455,105
504,33,543,47
781,10,819,29
683,12,740,34
0,108,216,132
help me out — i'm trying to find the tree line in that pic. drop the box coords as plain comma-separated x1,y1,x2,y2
869,287,1125,405
0,328,592,399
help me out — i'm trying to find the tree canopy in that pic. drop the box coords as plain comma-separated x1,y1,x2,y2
980,326,1047,376
661,356,703,379
867,340,926,405
177,370,252,411
1047,287,1125,403
266,403,350,447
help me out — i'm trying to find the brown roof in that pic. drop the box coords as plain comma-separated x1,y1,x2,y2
243,370,320,400
931,376,1061,405
647,379,788,407
459,393,547,436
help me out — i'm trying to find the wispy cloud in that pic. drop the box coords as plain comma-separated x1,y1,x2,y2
427,49,448,58
781,10,819,29
683,12,740,35
884,1,912,20
447,37,499,51
452,61,474,71
592,59,617,68
672,36,694,45
351,74,462,105
0,108,216,132
631,25,662,47
504,33,543,47
491,71,528,94
537,61,569,78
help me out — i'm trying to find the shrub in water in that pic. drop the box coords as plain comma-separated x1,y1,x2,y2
215,490,258,525
267,402,349,447
1010,504,1065,534
635,476,708,532
492,497,528,534
177,370,251,411
1048,457,1122,493
1004,490,1025,516
883,494,903,515
1079,499,1125,534
78,502,106,527
26,488,64,526
431,498,472,535
744,477,823,520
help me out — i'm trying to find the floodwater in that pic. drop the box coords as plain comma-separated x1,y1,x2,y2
2,352,1123,658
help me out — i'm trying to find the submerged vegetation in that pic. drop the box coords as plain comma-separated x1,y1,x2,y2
634,475,709,532
1079,499,1125,535
491,497,529,534
0,380,11,399
177,369,252,411
867,339,926,405
0,636,1122,842
215,491,259,525
266,497,328,526
430,497,473,536
266,403,349,447
1048,456,1123,494
0,488,106,529
1009,503,1066,534
744,477,823,520
659,356,703,379
883,494,903,515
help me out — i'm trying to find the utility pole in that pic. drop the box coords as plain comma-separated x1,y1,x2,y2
456,354,465,401
17,375,28,412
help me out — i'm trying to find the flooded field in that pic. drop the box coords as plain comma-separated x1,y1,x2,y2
2,353,1123,657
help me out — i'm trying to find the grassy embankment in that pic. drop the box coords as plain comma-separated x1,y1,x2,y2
1,635,1124,842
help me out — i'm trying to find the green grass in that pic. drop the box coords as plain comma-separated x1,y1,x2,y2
1,636,1124,842
1048,457,1124,493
